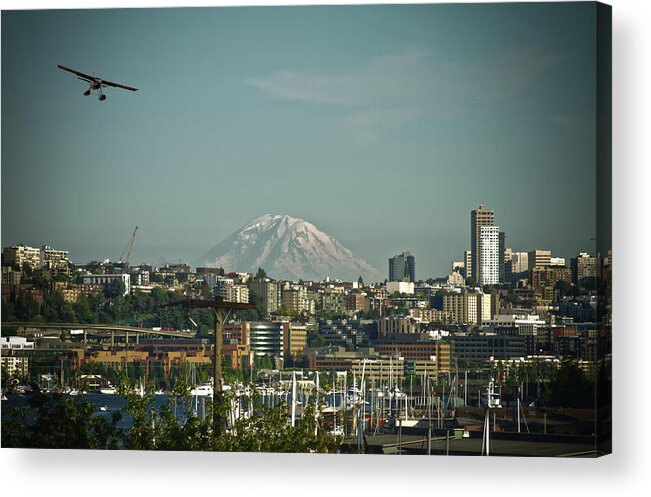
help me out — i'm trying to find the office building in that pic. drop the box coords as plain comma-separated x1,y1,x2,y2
451,333,527,362
479,226,500,286
41,246,70,271
3,244,42,270
82,273,130,296
528,249,552,270
506,251,529,283
248,278,281,315
282,322,308,358
378,317,421,337
386,280,415,295
498,232,506,283
463,250,472,280
571,252,601,286
249,321,284,364
471,205,494,282
442,289,492,325
485,314,546,336
530,266,572,290
281,284,309,313
389,251,416,283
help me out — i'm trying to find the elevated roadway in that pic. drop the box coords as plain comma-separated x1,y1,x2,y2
2,322,196,340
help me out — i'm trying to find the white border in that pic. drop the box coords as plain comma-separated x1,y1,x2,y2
1,1,649,496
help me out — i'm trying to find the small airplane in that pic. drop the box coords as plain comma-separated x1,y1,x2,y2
57,64,138,101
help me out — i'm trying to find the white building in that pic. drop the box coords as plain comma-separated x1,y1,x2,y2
3,244,42,270
221,284,250,303
41,245,70,270
479,226,500,285
386,281,415,295
82,273,131,296
447,270,465,287
486,314,546,336
479,292,493,323
0,336,35,350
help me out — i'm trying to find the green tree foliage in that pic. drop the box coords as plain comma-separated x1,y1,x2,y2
14,292,41,321
3,378,341,452
2,301,17,321
107,278,126,298
217,402,338,453
1,390,122,449
547,359,595,408
255,355,274,370
306,329,325,348
555,280,580,299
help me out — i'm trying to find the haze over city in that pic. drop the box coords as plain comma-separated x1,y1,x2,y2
2,3,599,276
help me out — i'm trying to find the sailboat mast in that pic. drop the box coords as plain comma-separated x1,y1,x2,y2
291,371,297,427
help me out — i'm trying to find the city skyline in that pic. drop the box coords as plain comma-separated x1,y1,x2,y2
2,3,600,277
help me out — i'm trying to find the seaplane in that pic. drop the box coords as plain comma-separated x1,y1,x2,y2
57,64,138,101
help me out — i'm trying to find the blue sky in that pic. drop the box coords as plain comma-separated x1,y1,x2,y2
2,3,600,277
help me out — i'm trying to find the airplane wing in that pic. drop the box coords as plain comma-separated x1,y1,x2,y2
99,79,138,92
57,64,95,82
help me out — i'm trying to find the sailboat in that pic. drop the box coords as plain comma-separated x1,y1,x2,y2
100,384,117,394
136,377,146,397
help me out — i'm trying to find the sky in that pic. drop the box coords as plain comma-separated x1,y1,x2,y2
1,3,602,278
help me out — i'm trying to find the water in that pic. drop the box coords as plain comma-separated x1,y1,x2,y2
2,393,195,430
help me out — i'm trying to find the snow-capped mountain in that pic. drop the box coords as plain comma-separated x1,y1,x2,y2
196,214,381,282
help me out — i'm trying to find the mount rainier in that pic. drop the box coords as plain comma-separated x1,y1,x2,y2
196,214,382,282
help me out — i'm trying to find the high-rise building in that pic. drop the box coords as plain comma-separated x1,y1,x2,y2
249,321,284,365
471,205,494,283
528,249,552,270
530,266,572,290
479,226,500,285
503,248,513,283
222,284,250,304
281,284,308,313
498,232,506,283
282,322,308,358
248,279,281,316
2,244,42,270
506,252,529,283
463,250,472,280
442,289,492,325
388,251,416,282
571,252,601,286
41,245,70,271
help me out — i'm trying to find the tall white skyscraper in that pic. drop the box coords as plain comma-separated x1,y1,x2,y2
479,226,500,285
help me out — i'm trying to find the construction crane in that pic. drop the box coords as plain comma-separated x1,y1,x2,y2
118,226,138,264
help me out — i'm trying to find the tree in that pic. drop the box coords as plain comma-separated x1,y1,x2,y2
307,329,324,347
15,292,41,321
1,389,122,449
255,267,267,279
3,377,341,452
73,295,95,323
555,279,579,298
465,277,477,287
107,278,126,299
255,355,274,370
2,301,17,322
548,359,595,408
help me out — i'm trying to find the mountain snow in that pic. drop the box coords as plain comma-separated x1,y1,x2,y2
196,214,381,282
